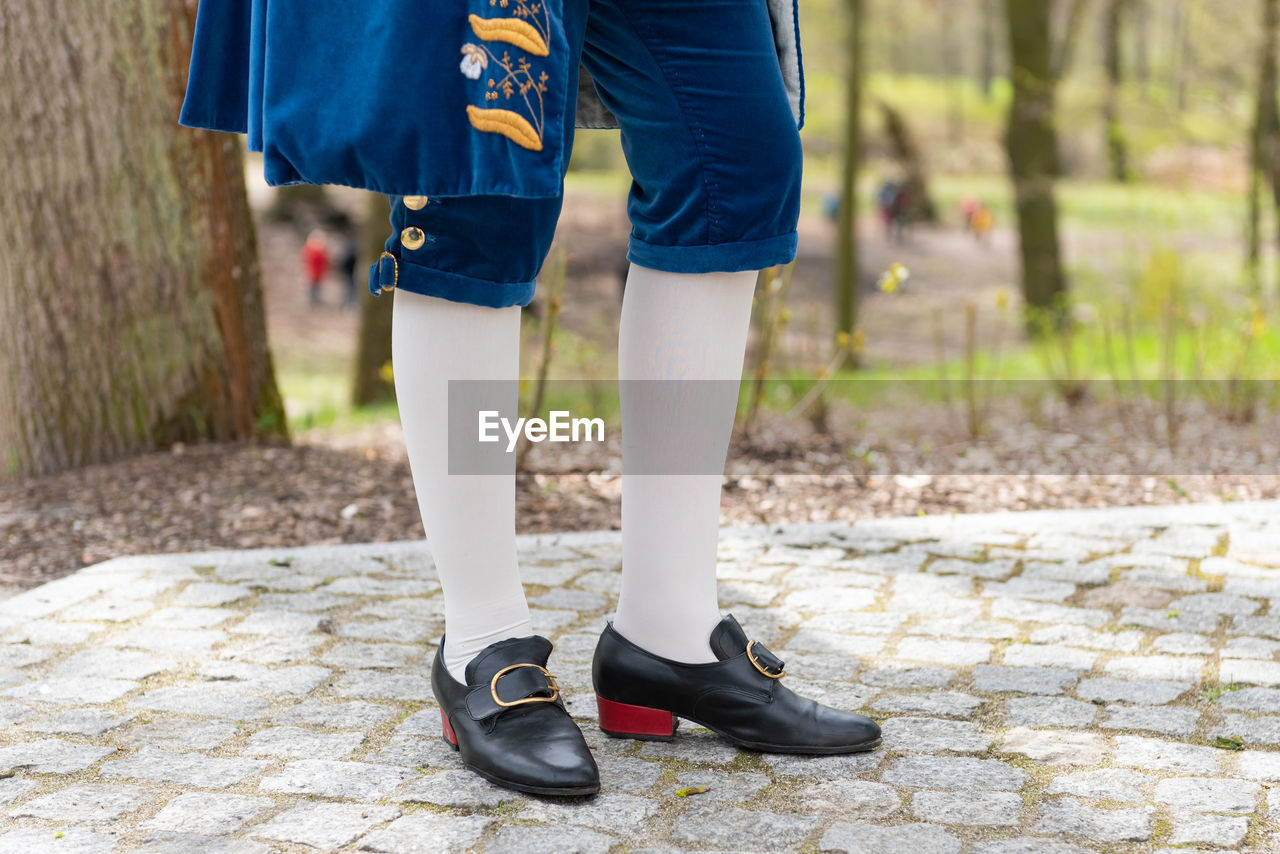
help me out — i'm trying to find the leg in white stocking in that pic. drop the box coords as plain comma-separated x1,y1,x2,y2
391,289,532,682
613,263,757,663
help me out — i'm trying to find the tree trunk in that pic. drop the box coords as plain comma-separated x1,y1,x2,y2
1133,0,1149,94
1173,0,1191,111
352,195,397,406
0,0,286,478
1103,0,1131,182
981,0,998,99
878,100,940,223
1259,0,1280,303
836,0,864,343
1004,0,1068,332
941,1,965,145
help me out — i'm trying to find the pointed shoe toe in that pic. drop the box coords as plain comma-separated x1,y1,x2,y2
433,635,600,796
592,615,882,755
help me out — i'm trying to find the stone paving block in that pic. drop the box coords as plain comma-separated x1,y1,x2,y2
818,821,961,854
1214,713,1280,746
250,802,400,849
1170,592,1262,616
785,587,879,613
774,651,860,681
1231,615,1280,640
334,619,435,643
1216,686,1280,713
1045,768,1152,802
1153,777,1260,813
860,665,956,688
133,833,270,854
990,599,1108,627
116,719,242,752
360,814,494,853
3,677,136,705
801,780,900,818
259,758,418,799
880,716,992,752
999,728,1107,766
928,557,1018,580
1028,625,1143,652
807,612,905,635
0,738,113,774
325,577,438,596
273,699,401,730
1236,750,1280,781
109,627,226,655
594,757,665,794
521,792,658,833
59,597,153,623
1151,632,1216,655
394,769,520,807
0,828,118,854
1005,696,1098,728
982,577,1077,602
1111,735,1222,774
973,665,1079,695
894,638,992,666
1033,798,1154,842
143,793,276,835
130,685,269,719
760,750,884,779
143,606,239,630
969,839,1094,854
1223,635,1280,659
673,803,820,849
1075,677,1190,705
1118,606,1219,635
53,649,174,681
480,824,611,854
0,778,36,805
322,642,421,669
243,725,364,758
786,629,886,659
638,729,742,765
1104,654,1207,682
9,783,154,824
334,670,432,700
910,790,1022,826
0,644,54,669
871,690,982,718
217,635,324,665
1021,560,1112,584
1001,644,1098,671
5,620,109,646
174,583,253,607
228,611,323,636
881,755,1028,790
1117,569,1207,593
19,708,134,736
1220,658,1280,686
375,735,457,769
253,590,346,612
1101,704,1200,736
906,617,1020,640
1167,811,1250,847
196,661,331,696
102,747,270,788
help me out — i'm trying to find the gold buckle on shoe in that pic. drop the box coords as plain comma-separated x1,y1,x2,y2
490,663,561,708
746,639,786,679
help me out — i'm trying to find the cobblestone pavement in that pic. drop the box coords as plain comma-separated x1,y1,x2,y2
1,502,1280,852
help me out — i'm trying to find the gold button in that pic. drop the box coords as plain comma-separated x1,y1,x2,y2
401,227,427,250
403,195,428,210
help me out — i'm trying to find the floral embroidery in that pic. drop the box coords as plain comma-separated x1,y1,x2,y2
461,1,552,151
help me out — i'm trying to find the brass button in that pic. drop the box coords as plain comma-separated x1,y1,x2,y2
401,227,427,250
403,195,428,210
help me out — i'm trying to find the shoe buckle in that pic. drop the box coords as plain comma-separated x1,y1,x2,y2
490,663,561,708
746,639,786,679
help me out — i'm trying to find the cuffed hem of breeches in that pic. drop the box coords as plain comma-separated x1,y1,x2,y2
625,230,799,274
368,255,536,309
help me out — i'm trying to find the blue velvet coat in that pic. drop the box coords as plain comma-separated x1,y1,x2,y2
178,0,804,199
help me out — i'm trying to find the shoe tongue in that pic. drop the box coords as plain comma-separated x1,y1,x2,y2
463,635,553,686
708,614,749,661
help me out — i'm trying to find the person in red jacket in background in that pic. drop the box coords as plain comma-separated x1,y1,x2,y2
301,230,330,306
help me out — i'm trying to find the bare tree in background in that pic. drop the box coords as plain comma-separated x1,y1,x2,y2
1247,0,1280,301
836,0,865,341
1003,0,1089,331
352,196,396,406
1103,0,1132,182
0,0,286,477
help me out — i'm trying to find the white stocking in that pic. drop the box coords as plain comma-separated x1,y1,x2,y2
612,263,757,663
391,289,532,682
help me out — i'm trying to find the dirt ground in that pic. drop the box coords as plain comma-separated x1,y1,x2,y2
4,188,1277,598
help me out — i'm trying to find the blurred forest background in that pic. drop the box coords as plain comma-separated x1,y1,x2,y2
3,0,1280,596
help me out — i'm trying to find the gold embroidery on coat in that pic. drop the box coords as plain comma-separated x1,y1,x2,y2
461,1,552,151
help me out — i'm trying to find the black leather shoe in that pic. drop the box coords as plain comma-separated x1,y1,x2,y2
432,634,600,796
592,614,882,754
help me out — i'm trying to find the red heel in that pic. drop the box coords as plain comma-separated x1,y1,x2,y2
440,709,459,749
596,695,677,740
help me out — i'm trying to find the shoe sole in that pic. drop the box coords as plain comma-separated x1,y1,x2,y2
597,694,882,754
441,711,601,797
